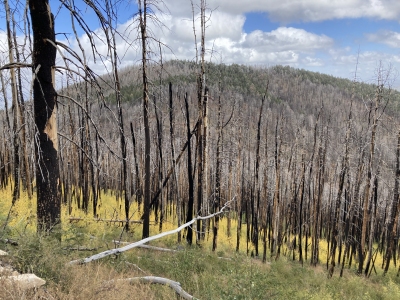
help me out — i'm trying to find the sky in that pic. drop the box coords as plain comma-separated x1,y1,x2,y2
2,0,400,89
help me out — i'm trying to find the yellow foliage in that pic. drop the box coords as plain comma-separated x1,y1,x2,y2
0,187,397,275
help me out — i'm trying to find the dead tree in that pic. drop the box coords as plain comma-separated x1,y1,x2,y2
384,128,400,274
138,0,151,238
29,0,61,232
359,84,382,274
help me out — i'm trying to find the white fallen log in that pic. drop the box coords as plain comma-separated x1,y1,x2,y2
110,276,198,300
137,244,178,252
112,241,178,253
1,273,46,290
68,217,143,224
0,250,8,256
63,246,99,251
69,198,234,265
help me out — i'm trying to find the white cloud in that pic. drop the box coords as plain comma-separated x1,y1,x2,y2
2,0,400,93
165,0,400,23
61,9,331,72
367,30,400,48
241,28,333,52
213,0,400,22
301,56,324,67
40,5,347,91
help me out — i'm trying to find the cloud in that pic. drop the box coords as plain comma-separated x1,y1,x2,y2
165,0,400,23
241,27,334,52
367,30,400,48
2,0,399,93
65,9,331,70
47,5,340,87
167,11,244,43
211,0,400,22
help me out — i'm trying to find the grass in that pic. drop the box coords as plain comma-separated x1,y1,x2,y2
1,188,400,299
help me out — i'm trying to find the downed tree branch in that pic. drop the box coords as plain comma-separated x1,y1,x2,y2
112,241,178,253
68,217,143,224
63,246,99,251
69,198,234,265
108,276,198,300
137,244,178,253
125,261,146,274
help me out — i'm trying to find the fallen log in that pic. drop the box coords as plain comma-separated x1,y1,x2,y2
112,241,178,253
125,261,146,274
69,198,234,265
109,276,198,300
63,246,99,251
68,217,143,224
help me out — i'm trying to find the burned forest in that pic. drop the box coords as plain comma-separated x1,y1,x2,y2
3,57,400,278
3,5,400,298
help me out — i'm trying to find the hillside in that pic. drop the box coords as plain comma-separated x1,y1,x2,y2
2,60,400,298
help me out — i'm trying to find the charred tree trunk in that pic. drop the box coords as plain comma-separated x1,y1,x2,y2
212,94,222,251
252,93,266,256
185,93,195,245
138,0,151,239
29,0,60,232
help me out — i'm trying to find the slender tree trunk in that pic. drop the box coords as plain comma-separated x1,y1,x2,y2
212,95,222,251
252,93,266,256
153,94,164,232
4,0,20,204
139,0,151,238
185,93,195,245
12,10,32,200
384,128,400,274
130,122,142,207
235,109,243,252
359,85,381,274
168,83,181,242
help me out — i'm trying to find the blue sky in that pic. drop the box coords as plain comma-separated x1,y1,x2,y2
3,0,400,88
244,13,399,47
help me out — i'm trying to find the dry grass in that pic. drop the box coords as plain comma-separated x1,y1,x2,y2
0,263,177,300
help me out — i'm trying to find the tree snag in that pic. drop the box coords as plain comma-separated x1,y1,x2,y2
29,0,60,232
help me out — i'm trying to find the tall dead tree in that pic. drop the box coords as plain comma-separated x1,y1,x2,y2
185,92,195,245
359,84,382,274
384,127,400,274
4,0,20,204
168,83,181,242
29,0,60,232
106,0,129,230
138,0,151,238
252,92,266,256
194,0,208,243
212,93,222,251
12,10,33,200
